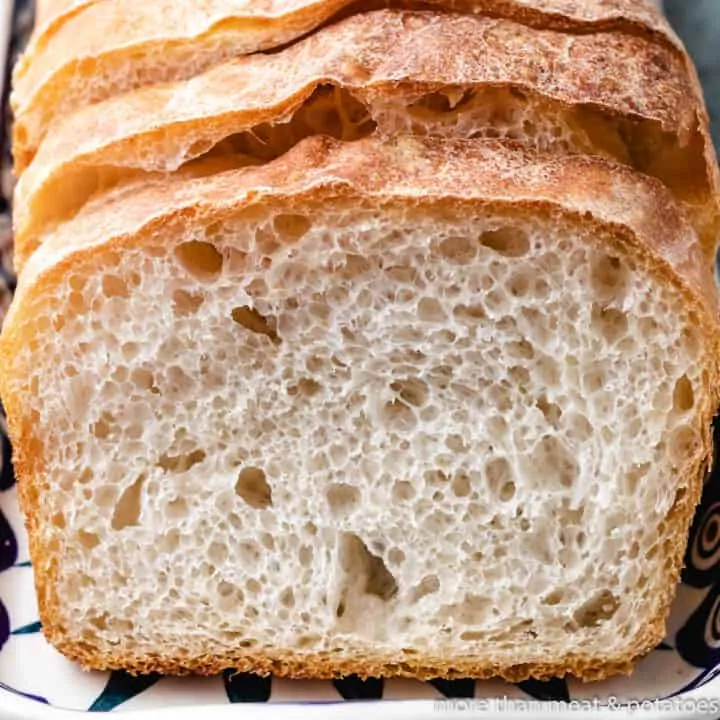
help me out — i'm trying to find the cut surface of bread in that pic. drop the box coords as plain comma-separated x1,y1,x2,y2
11,0,686,171
1,136,717,680
14,10,718,271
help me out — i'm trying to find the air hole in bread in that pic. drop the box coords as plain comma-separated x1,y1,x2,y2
202,85,375,168
453,303,486,323
453,594,493,625
437,235,478,264
340,534,399,604
101,274,130,299
60,363,78,378
417,297,447,322
259,532,275,551
382,399,417,432
410,575,441,603
508,365,531,390
591,304,628,344
287,377,321,397
624,463,650,494
590,255,628,303
273,214,312,242
573,590,619,627
531,436,578,489
298,545,313,568
668,425,699,465
91,411,115,439
235,467,272,509
252,225,281,258
67,291,87,315
565,412,592,442
238,540,262,569
231,306,280,344
77,530,100,550
582,366,606,395
390,378,429,407
95,484,117,509
536,396,562,428
208,541,229,565
326,483,361,517
217,581,243,604
499,481,516,502
186,138,216,157
121,342,140,361
408,89,476,116
479,227,529,257
392,480,415,502
111,474,145,530
245,578,262,595
672,375,695,413
485,457,513,497
542,589,565,606
507,271,532,298
88,613,109,631
174,241,224,281
172,289,204,316
445,434,467,452
452,472,472,498
158,449,206,473
130,367,159,394
424,469,448,487
159,530,180,553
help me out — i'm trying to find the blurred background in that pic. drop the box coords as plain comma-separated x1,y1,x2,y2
665,0,719,150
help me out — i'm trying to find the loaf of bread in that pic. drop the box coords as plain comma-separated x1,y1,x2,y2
13,9,720,270
2,0,719,683
12,0,694,171
2,134,718,679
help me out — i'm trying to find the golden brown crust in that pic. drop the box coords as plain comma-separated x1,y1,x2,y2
33,0,95,28
2,135,718,680
17,8,715,271
15,135,719,319
11,0,688,171
26,0,99,48
33,635,663,681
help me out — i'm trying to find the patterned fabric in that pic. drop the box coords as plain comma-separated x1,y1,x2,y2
0,0,32,331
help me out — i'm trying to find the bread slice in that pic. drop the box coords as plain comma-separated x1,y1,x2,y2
1,135,717,680
11,0,691,172
30,0,98,39
13,9,719,272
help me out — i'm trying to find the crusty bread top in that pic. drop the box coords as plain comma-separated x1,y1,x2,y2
11,0,689,170
33,0,94,25
15,8,719,270
14,0,685,102
17,0,100,81
23,9,701,162
10,136,717,332
29,0,98,42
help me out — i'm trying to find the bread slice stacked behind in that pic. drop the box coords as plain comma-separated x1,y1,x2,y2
12,10,720,269
11,0,706,170
1,0,718,682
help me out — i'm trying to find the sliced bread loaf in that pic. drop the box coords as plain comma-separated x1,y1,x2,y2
11,0,691,172
13,9,720,271
1,135,717,680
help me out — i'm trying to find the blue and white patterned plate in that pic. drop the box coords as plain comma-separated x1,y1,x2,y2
0,0,719,717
